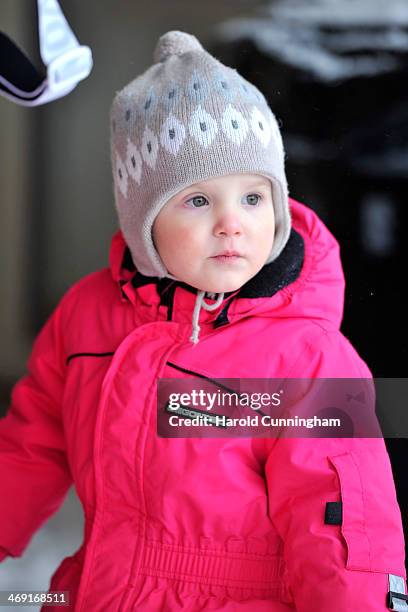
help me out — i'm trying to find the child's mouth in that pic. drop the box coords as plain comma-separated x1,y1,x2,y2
211,255,243,264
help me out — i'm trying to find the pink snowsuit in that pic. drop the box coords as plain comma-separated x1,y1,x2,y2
0,198,406,611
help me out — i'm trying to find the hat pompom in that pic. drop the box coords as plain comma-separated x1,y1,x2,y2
153,31,203,63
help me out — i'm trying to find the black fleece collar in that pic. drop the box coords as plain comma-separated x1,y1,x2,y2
127,228,304,296
123,228,305,326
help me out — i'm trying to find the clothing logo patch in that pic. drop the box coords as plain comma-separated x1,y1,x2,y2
164,402,227,428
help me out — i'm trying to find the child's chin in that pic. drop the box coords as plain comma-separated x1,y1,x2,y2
202,282,244,294
188,273,248,294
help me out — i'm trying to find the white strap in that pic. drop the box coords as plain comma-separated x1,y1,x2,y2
0,0,92,106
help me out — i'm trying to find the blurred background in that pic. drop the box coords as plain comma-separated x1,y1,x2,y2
0,0,407,606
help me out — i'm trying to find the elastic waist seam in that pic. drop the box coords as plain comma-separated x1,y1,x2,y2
139,540,285,591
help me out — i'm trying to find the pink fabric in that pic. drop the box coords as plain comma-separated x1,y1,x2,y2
0,199,405,611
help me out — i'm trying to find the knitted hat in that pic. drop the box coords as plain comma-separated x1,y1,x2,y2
110,30,291,280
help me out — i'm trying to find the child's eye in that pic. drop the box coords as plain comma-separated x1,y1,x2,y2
185,193,262,208
186,195,208,208
244,193,262,206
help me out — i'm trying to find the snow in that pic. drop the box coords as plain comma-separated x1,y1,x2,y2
360,194,396,257
263,0,408,27
214,0,408,81
325,30,408,53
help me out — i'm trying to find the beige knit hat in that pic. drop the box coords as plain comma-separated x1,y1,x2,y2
110,30,291,281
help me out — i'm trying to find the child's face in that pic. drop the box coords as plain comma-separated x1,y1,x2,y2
152,173,275,293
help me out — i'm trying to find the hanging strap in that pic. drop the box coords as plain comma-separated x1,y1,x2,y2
0,0,92,106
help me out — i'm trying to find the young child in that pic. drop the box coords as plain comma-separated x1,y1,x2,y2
0,30,406,612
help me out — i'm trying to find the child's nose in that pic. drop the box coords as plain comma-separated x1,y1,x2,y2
213,207,243,237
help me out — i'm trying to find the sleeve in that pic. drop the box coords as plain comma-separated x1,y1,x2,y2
0,296,73,562
265,329,407,611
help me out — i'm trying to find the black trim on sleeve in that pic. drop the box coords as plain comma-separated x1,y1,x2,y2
66,351,115,364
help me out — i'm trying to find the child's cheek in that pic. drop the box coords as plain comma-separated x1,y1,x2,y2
177,225,203,251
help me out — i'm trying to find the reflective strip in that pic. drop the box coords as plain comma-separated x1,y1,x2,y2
388,574,408,611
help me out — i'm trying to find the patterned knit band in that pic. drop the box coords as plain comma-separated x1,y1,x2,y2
110,30,291,279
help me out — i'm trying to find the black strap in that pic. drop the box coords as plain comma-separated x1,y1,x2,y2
0,32,46,101
388,590,408,609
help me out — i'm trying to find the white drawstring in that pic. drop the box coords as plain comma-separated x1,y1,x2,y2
189,290,224,345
